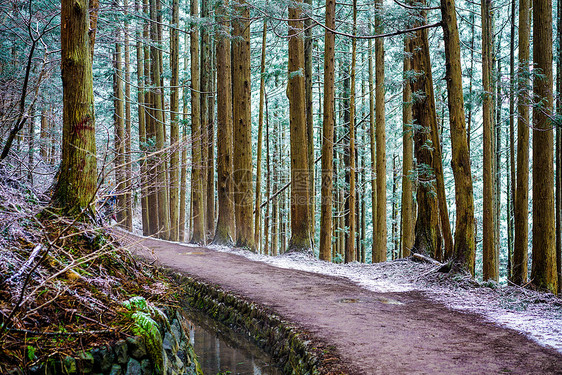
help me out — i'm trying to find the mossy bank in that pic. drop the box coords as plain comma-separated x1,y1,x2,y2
6,306,202,375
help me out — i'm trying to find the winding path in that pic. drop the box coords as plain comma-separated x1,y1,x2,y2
119,232,562,374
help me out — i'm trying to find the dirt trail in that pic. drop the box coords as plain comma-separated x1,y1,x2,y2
120,233,562,374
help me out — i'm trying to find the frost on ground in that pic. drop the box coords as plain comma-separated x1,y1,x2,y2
205,244,562,354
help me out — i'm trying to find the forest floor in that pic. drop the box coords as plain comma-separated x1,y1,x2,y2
0,175,182,372
119,232,562,375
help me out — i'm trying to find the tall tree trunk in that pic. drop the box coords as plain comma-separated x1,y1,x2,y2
113,13,126,226
254,15,267,253
531,0,557,294
368,24,377,263
466,8,475,155
429,79,453,260
145,0,158,235
304,0,315,238
410,21,440,258
392,154,399,258
513,0,530,285
482,0,498,281
169,0,180,241
319,0,335,262
232,0,254,249
200,0,211,240
401,38,414,258
507,0,516,280
123,0,132,231
440,0,476,275
190,0,205,244
361,61,367,262
287,0,312,251
135,0,149,235
206,30,216,239
495,38,502,278
271,112,280,256
180,28,189,242
557,0,562,294
265,93,271,255
342,58,350,260
345,0,357,263
214,0,235,245
123,0,133,231
373,0,386,263
150,0,169,239
280,124,287,254
52,0,98,215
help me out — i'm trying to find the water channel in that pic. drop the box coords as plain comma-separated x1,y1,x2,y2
183,307,282,375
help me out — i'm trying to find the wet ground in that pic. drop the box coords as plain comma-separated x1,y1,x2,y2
119,233,562,374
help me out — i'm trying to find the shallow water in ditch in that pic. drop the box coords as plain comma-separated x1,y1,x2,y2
183,308,282,375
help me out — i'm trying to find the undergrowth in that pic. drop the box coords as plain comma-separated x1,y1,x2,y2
0,173,178,372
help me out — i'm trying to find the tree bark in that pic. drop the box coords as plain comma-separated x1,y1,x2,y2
144,0,158,236
200,0,211,240
507,0,516,280
190,0,205,244
135,0,149,235
482,0,498,281
179,28,189,242
410,21,440,258
531,0,557,294
373,0,387,263
52,0,98,216
368,22,377,264
150,0,169,240
206,26,216,240
305,0,315,238
113,15,125,226
168,0,180,241
287,0,312,251
123,0,132,231
319,0,335,262
254,15,268,253
440,0,476,275
345,0,357,263
557,0,562,294
401,38,414,258
513,0,530,285
213,0,235,245
232,0,254,249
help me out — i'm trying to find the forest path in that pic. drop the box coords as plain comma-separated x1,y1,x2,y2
119,232,562,375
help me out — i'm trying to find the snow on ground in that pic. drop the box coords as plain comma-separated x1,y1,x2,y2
125,232,562,354
206,244,562,354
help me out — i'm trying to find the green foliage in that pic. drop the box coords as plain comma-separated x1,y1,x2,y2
122,296,169,327
27,345,36,361
332,253,344,264
122,296,169,370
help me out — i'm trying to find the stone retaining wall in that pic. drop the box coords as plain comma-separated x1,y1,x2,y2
13,309,200,375
175,273,322,375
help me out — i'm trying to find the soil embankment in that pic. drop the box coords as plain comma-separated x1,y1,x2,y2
120,233,562,375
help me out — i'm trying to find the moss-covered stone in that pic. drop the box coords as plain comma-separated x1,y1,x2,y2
62,356,77,374
75,351,95,374
177,275,321,375
126,336,147,359
113,340,129,365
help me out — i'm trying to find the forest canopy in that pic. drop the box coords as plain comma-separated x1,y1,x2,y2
0,0,560,294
